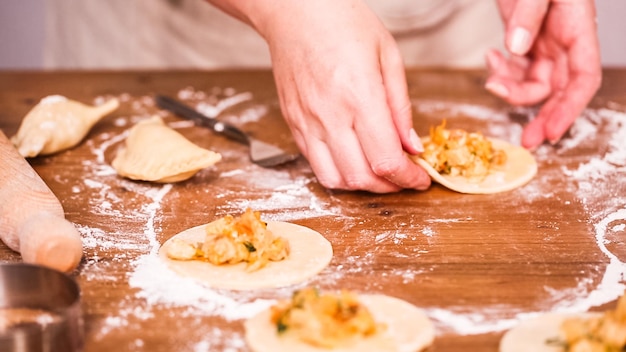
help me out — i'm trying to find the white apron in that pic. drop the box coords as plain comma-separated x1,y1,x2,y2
44,0,504,69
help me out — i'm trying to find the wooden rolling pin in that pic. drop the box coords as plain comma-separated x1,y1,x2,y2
0,130,82,272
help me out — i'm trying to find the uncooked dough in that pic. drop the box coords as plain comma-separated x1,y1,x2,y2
499,312,600,352
412,137,537,194
158,221,333,290
112,116,221,183
11,95,119,157
245,294,435,352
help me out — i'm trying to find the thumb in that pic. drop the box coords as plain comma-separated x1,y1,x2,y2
505,0,550,55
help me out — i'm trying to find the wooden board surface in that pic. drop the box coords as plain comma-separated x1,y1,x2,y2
1,69,626,351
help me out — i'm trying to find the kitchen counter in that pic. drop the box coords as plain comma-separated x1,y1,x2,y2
1,69,625,351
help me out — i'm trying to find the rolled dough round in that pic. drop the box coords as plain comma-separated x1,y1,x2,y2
244,294,435,352
412,137,537,194
499,312,601,352
158,221,333,290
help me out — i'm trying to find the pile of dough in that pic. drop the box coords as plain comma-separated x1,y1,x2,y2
11,95,119,157
245,291,435,352
112,116,222,183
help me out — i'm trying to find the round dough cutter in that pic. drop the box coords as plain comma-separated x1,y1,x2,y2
0,263,83,352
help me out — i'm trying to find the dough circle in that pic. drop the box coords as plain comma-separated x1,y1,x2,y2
499,312,600,352
158,221,333,290
413,137,537,194
244,294,435,352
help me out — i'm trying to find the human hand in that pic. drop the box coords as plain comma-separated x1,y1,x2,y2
240,0,431,193
486,0,602,149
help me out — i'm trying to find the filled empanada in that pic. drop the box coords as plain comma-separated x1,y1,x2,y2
11,95,119,157
410,121,537,194
112,116,221,183
158,211,333,290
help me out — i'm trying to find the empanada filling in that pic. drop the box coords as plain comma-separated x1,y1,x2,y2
167,209,289,272
270,288,384,348
421,121,507,179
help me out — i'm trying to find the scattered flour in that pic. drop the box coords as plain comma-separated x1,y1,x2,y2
445,104,626,334
67,90,626,348
129,255,275,320
195,92,253,119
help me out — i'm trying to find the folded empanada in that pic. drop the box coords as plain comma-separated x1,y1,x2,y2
11,95,119,157
112,116,221,183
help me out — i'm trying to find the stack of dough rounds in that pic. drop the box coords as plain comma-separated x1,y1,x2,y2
112,116,222,183
11,95,119,157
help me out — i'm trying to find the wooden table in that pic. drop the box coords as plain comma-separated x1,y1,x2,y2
1,69,626,351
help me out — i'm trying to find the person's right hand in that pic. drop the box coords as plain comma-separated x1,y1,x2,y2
236,0,431,193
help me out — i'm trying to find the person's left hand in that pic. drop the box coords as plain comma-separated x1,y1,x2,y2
486,0,602,149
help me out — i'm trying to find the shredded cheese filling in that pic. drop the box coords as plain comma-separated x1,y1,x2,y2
166,208,290,272
421,120,507,178
270,288,384,348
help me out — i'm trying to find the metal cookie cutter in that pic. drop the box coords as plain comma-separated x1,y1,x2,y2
0,263,83,352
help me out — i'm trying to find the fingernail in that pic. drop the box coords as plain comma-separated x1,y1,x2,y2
485,82,509,98
409,128,424,153
547,131,565,145
548,138,561,145
510,27,530,55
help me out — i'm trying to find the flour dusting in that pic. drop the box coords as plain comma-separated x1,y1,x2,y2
57,89,626,350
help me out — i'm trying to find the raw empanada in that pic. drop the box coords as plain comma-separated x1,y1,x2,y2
410,122,537,194
159,218,333,290
11,95,119,157
112,116,222,183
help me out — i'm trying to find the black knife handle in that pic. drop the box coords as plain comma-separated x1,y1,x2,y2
155,95,250,145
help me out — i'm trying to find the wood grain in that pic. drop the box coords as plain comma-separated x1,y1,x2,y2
1,69,625,352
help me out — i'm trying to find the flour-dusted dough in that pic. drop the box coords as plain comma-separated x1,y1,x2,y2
11,95,119,157
112,116,222,183
158,221,333,290
412,137,537,194
245,294,435,352
499,312,600,352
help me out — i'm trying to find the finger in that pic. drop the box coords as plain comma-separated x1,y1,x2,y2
302,136,349,191
324,129,402,193
379,39,423,155
523,65,601,149
521,97,555,149
485,49,531,99
524,2,602,147
542,70,601,144
494,0,517,21
542,1,601,142
486,57,554,105
485,49,529,82
505,0,550,55
350,78,431,190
